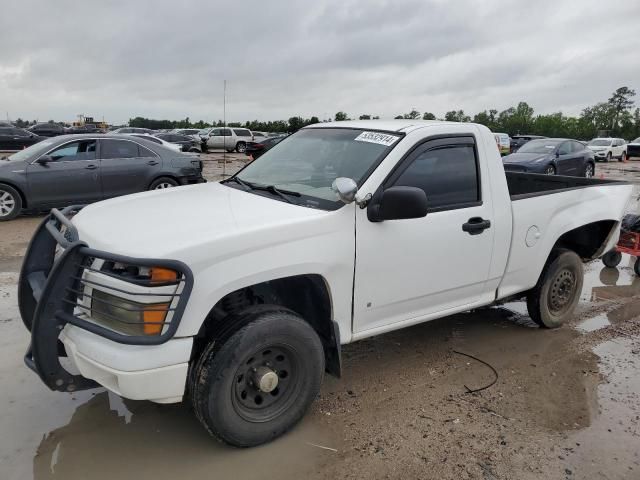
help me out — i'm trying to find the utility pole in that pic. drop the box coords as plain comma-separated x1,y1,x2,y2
222,79,227,177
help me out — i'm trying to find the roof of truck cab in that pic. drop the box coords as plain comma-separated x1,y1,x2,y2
304,120,480,133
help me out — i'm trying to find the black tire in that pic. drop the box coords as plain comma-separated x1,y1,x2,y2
544,164,556,175
634,258,640,276
526,249,583,328
149,177,179,190
584,162,594,178
235,142,246,153
0,184,22,221
602,250,622,268
191,307,325,447
620,152,627,163
605,152,612,163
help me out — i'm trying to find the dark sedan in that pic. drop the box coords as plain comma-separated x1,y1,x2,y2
155,133,201,152
0,126,43,150
628,137,640,159
0,134,204,220
27,123,65,137
244,136,285,160
502,138,595,177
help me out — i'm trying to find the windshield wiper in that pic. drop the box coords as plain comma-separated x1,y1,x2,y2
225,176,301,204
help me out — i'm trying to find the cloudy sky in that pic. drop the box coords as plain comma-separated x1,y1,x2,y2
1,0,639,125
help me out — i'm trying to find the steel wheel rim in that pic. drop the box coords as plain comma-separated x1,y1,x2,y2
231,344,302,423
154,182,174,189
237,144,246,153
0,191,16,217
548,269,576,315
545,166,555,175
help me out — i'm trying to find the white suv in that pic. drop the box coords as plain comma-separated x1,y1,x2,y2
587,137,627,162
201,127,254,152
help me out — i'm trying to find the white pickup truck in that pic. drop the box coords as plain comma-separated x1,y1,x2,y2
20,120,631,447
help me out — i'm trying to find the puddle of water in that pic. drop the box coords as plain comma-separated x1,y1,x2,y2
576,314,611,332
581,256,640,303
567,338,640,478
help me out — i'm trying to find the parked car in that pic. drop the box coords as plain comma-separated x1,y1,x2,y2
0,126,43,151
65,124,103,134
19,121,631,448
202,127,253,152
111,127,154,134
587,138,627,162
502,138,595,177
245,135,285,159
510,134,546,152
125,133,182,152
155,133,201,152
172,129,201,138
493,132,510,155
27,123,65,137
252,131,270,140
0,134,204,220
628,137,640,160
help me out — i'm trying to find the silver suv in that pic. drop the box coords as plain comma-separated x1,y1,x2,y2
200,127,253,152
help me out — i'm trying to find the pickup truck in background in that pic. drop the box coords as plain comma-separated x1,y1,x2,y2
19,120,631,447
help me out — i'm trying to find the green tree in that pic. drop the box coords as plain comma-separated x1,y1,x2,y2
607,86,636,132
444,110,470,122
422,112,436,120
359,114,371,120
403,109,421,119
334,111,349,121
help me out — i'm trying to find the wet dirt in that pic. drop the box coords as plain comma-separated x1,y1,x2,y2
1,209,640,479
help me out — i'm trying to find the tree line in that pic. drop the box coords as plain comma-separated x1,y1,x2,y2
10,86,638,140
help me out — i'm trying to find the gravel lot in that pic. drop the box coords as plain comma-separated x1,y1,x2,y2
1,158,639,480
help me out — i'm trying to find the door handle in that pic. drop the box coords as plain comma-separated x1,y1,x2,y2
85,164,98,170
462,217,491,235
147,160,159,166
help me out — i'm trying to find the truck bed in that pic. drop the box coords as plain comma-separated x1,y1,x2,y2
505,172,626,200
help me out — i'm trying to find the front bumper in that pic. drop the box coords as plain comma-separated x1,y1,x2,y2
18,206,194,396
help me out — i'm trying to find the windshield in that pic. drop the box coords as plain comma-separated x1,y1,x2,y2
232,128,401,209
7,139,57,162
633,137,640,143
517,139,561,154
588,139,611,146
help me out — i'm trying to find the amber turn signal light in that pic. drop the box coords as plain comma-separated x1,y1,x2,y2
150,267,178,284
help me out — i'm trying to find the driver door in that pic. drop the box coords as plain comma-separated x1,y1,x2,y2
26,139,102,208
353,136,496,334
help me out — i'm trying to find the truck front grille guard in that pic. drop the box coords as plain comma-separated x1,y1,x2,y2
18,206,194,392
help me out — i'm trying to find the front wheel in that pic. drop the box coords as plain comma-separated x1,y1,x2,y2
0,184,22,221
584,162,594,178
606,152,612,162
620,152,627,163
544,164,556,175
191,307,325,447
149,177,179,190
235,142,246,153
526,250,583,328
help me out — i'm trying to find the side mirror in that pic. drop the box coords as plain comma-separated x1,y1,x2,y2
368,186,428,222
332,177,358,204
36,155,53,164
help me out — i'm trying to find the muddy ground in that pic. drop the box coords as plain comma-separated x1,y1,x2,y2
1,158,639,479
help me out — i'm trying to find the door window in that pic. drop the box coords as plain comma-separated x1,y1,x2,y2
557,142,571,155
222,129,232,136
570,141,584,152
100,139,140,159
211,129,222,136
49,140,97,161
391,143,479,210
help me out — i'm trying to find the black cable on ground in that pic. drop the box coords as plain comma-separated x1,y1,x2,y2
452,350,499,394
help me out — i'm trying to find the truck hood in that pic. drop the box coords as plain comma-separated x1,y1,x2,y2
502,152,551,164
72,182,333,260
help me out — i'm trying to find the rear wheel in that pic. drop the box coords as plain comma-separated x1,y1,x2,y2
236,142,246,153
149,177,179,190
602,250,622,268
606,152,612,162
0,184,22,221
526,250,583,328
620,152,627,162
191,307,324,447
584,162,594,178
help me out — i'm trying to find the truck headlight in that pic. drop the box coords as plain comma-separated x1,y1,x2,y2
91,290,169,336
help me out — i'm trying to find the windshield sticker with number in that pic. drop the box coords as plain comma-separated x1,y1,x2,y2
354,131,400,147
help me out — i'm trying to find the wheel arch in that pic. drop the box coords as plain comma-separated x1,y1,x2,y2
552,219,618,261
148,174,180,189
191,273,341,377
